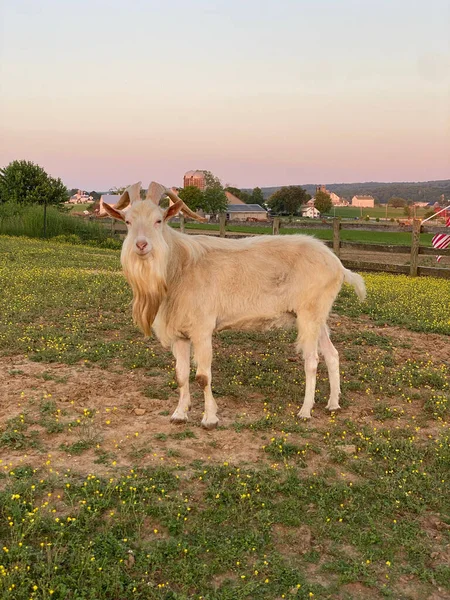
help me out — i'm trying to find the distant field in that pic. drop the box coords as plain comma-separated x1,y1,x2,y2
67,203,93,213
174,222,434,246
324,206,429,219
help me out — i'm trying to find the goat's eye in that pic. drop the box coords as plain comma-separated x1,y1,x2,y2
125,220,131,226
155,219,162,225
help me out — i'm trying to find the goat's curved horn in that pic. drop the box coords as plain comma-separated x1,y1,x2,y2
114,181,142,210
146,182,168,205
164,188,207,222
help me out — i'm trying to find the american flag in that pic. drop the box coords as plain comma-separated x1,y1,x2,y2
432,217,450,262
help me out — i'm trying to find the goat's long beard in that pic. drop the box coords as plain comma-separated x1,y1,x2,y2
122,245,168,336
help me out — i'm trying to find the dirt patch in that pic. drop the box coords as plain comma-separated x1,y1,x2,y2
0,356,266,475
0,316,448,479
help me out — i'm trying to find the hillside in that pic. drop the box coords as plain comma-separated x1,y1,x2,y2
248,179,450,204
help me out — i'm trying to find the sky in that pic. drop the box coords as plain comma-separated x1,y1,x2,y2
0,0,449,191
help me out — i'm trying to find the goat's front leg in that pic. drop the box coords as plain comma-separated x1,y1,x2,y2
170,338,192,424
193,336,218,429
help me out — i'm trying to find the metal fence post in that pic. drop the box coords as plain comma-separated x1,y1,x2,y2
179,214,185,233
333,217,341,257
409,218,421,276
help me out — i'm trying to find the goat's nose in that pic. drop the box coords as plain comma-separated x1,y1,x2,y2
136,240,148,251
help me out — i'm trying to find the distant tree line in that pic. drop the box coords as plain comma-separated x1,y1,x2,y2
224,186,265,205
253,180,450,205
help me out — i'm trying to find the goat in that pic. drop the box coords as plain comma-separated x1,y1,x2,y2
103,182,366,429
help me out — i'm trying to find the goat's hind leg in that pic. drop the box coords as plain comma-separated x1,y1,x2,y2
192,336,219,430
319,325,341,412
296,314,320,420
170,338,192,424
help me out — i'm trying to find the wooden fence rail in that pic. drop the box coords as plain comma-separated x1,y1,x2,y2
102,216,450,279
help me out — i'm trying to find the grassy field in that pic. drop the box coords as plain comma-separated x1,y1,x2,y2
67,203,93,214
173,223,435,247
0,203,114,244
0,236,449,600
323,206,429,220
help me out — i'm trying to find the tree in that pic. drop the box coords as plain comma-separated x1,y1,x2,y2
0,160,68,205
251,187,264,205
109,186,127,196
388,197,407,208
224,186,243,198
203,186,228,213
203,171,223,189
314,190,332,214
225,185,254,204
178,186,205,211
268,186,310,215
202,171,228,213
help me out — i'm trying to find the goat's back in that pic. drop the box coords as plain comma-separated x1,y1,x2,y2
160,233,345,338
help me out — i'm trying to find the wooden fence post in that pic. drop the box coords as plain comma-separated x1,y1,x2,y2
272,217,280,235
333,217,341,257
179,214,185,233
219,214,226,237
410,218,421,276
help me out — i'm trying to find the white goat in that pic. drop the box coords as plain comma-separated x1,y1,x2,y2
103,182,366,429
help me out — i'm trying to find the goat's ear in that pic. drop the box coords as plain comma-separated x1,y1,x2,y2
102,203,125,221
163,200,184,222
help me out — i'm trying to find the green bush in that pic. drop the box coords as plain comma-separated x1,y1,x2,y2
0,202,118,246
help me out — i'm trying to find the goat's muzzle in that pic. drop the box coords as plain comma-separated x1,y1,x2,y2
135,239,150,256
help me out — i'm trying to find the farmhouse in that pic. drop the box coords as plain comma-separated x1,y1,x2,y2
226,204,268,222
352,195,375,208
69,190,92,204
301,206,320,219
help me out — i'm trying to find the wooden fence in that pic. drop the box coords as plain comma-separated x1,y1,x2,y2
104,216,450,279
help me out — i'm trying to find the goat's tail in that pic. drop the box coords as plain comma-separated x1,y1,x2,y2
343,268,366,301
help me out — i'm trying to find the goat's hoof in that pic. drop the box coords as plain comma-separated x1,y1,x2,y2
170,412,188,424
326,403,341,412
297,410,312,420
201,417,219,430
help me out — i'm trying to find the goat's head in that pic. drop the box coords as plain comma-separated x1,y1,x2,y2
102,181,206,259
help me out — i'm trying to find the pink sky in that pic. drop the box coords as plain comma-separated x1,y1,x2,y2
1,0,449,190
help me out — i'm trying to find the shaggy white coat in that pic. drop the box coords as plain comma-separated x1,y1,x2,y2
103,183,366,428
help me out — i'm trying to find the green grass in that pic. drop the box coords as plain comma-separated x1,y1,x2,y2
323,206,429,219
281,228,434,246
0,202,118,245
171,222,434,246
0,236,449,599
67,203,94,213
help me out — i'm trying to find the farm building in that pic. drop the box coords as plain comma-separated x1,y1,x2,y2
301,206,320,218
225,191,246,205
183,170,206,190
69,190,92,204
226,204,268,222
352,195,375,208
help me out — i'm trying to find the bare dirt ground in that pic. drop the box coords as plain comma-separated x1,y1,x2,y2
1,314,448,478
